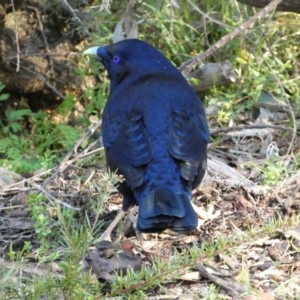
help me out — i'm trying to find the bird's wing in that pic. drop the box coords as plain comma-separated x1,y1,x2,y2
168,109,208,187
103,110,153,188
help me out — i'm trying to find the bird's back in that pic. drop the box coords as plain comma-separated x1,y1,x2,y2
103,71,208,232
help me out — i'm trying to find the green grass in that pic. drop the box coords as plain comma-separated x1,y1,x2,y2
2,189,299,299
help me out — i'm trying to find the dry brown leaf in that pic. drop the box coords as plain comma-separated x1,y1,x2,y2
120,240,135,255
218,254,242,276
235,193,254,211
83,249,142,282
268,246,281,261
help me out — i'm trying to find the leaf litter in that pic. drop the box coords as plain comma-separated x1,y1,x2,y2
0,102,300,299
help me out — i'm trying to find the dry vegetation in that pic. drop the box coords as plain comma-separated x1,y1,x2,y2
1,0,300,299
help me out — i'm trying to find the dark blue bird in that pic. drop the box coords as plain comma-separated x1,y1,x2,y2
84,39,209,233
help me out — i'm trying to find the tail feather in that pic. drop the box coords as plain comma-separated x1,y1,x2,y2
136,188,197,232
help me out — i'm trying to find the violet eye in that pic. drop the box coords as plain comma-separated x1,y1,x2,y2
113,56,120,63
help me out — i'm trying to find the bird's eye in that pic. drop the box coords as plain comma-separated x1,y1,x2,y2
113,56,120,63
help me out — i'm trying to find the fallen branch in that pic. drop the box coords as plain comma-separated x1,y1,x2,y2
185,61,237,91
207,154,270,195
194,263,247,296
210,123,293,136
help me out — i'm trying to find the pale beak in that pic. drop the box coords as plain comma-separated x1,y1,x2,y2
83,47,99,57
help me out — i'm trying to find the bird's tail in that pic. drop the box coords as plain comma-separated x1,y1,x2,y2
136,188,198,232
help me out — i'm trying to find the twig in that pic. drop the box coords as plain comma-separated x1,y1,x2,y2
280,169,300,191
41,120,103,190
71,120,102,156
0,258,63,279
40,145,103,192
194,263,247,296
0,167,80,211
0,167,52,192
210,123,293,136
0,187,36,196
7,52,81,59
178,0,282,76
187,0,226,28
90,0,112,12
26,5,54,69
10,0,20,72
169,0,174,42
256,20,297,157
0,205,25,211
60,0,90,36
10,62,65,100
284,102,297,157
60,0,82,23
31,182,81,211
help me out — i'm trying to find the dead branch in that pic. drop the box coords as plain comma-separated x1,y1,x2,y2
210,123,293,136
40,120,103,190
185,61,237,91
26,5,54,70
0,258,63,279
207,154,270,195
194,263,247,296
179,0,282,76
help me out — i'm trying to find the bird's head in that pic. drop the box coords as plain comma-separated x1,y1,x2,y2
83,39,177,88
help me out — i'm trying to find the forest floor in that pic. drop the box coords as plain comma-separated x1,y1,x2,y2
1,0,300,299
1,113,300,300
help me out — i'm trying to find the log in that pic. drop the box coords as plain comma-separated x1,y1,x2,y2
185,61,237,92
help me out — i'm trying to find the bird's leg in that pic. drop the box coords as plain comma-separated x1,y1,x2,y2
99,209,126,242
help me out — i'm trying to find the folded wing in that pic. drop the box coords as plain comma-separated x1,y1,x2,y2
103,110,153,188
168,109,208,188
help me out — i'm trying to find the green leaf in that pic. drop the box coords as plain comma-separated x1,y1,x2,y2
0,82,9,101
0,93,9,101
10,122,22,133
5,109,32,122
57,93,75,116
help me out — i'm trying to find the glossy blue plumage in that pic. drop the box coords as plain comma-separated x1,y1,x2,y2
92,39,209,232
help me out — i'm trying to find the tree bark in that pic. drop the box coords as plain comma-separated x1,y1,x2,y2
0,1,90,108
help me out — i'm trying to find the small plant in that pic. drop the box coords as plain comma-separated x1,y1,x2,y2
265,214,284,234
28,193,58,257
201,240,218,258
262,156,288,185
247,224,258,237
216,235,228,250
0,94,80,173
